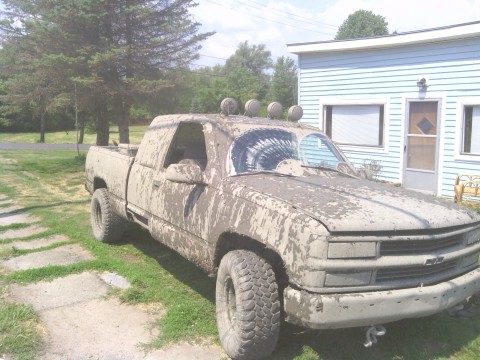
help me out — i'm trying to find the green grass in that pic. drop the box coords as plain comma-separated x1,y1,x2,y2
0,223,33,232
0,300,42,360
0,149,216,358
0,125,148,144
0,149,479,360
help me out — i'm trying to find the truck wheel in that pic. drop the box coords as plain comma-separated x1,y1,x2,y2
90,188,125,243
216,250,281,360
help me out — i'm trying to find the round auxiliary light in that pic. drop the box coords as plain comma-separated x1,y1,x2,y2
220,98,238,116
245,99,261,117
267,102,283,119
287,105,303,122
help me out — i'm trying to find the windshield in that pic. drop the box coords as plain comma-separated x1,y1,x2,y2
229,128,354,176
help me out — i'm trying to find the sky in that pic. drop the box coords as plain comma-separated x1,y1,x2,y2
191,0,480,67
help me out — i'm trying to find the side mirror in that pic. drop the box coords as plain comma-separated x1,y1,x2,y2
165,163,205,184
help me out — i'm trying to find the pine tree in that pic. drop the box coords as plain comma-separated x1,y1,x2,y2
0,0,213,145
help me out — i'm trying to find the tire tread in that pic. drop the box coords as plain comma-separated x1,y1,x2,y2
216,250,280,360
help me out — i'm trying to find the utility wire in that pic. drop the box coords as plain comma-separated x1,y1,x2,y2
205,0,336,36
237,0,338,29
199,53,228,61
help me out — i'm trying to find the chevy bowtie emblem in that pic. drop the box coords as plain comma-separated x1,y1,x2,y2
425,256,445,266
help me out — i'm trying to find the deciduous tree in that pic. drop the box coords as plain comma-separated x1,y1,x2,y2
335,10,388,40
267,56,297,108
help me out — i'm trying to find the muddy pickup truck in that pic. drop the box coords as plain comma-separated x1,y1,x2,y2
85,103,480,360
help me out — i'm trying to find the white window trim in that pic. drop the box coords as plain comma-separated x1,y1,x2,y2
455,97,480,162
319,98,389,154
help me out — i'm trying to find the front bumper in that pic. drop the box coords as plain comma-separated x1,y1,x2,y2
284,267,480,329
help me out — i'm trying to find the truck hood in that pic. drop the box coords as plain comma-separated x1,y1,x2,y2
227,173,480,233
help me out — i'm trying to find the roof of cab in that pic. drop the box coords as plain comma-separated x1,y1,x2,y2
149,113,319,132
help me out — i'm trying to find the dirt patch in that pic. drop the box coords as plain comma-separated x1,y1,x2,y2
0,157,17,164
21,170,39,179
0,199,14,206
42,173,90,203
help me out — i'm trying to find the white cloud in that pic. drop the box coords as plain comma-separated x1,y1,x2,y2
323,0,480,32
192,0,480,67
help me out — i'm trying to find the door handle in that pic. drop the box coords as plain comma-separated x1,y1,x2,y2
404,145,406,153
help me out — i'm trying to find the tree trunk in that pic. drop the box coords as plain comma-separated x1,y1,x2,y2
78,117,85,144
118,100,130,144
118,1,133,145
96,102,109,146
39,113,45,143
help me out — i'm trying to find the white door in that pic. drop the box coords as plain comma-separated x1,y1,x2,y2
403,100,440,194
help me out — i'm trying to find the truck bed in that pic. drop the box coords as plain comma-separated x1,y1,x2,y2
85,145,138,216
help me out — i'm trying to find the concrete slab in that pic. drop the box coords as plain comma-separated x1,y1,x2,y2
145,343,224,360
9,270,222,359
0,212,38,226
0,205,20,215
0,243,94,271
9,272,110,312
39,298,159,360
0,235,68,251
0,224,48,240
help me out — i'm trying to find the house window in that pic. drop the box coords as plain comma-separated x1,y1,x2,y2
324,104,384,147
462,105,480,155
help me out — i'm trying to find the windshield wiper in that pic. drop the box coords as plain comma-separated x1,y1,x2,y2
301,165,359,179
302,164,337,171
231,170,294,178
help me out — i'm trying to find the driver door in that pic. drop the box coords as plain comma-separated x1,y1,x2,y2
149,122,212,263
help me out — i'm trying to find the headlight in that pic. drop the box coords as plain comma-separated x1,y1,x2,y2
328,242,377,259
466,228,480,245
461,253,480,268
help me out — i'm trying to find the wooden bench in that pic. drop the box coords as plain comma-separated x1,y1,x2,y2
454,174,480,203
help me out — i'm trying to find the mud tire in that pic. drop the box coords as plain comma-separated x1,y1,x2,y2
216,250,281,360
90,188,125,243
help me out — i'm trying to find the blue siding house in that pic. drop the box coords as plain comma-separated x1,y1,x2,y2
287,22,480,198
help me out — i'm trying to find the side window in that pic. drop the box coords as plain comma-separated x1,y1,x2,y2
164,122,208,169
462,105,480,155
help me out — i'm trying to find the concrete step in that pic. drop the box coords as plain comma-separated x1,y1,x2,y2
0,235,68,251
0,243,95,271
0,224,49,240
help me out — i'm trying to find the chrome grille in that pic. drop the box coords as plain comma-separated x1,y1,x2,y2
376,260,458,283
380,235,463,256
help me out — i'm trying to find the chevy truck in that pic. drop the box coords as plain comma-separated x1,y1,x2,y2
85,102,480,360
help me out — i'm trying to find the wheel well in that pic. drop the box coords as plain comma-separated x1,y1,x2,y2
94,178,107,191
214,232,288,289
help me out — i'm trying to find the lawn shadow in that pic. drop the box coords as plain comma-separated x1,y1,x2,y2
121,227,215,304
0,200,90,218
268,312,480,360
